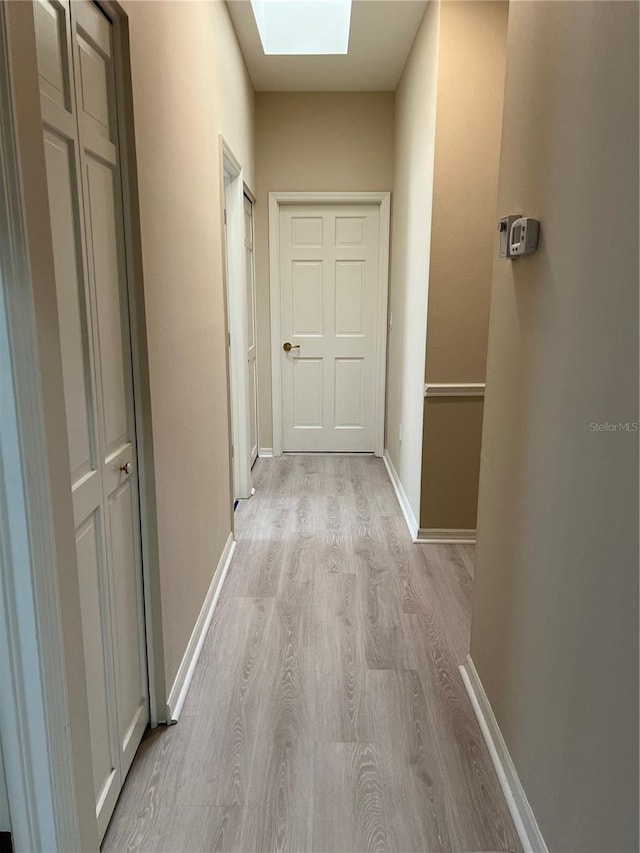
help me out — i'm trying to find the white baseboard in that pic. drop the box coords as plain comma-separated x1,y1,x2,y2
382,449,419,540
416,527,476,544
166,533,236,722
258,447,273,458
459,656,548,853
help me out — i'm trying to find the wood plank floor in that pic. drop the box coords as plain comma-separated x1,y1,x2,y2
103,455,520,853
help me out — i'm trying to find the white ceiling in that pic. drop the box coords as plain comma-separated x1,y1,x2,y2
225,0,429,92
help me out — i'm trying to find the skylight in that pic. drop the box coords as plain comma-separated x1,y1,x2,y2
250,1,352,55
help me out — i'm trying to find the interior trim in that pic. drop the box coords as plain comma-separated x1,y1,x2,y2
416,528,476,544
166,534,236,722
424,382,486,398
383,449,419,540
460,656,549,853
101,0,167,727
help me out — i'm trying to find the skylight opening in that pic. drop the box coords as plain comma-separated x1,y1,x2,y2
250,0,352,56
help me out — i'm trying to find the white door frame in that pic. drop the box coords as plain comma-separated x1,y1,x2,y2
221,138,253,500
0,3,80,847
268,191,391,457
103,0,166,727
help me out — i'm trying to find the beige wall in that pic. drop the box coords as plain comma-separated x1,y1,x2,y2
420,397,483,530
470,2,639,851
385,1,440,523
420,1,508,532
254,92,394,449
123,0,255,692
425,1,507,383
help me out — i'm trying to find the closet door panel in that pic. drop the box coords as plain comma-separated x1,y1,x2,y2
36,0,149,841
42,130,94,485
72,0,149,792
85,157,128,457
108,480,147,774
34,0,72,110
75,516,120,814
36,4,123,837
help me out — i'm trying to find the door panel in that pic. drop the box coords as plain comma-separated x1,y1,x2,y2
280,204,380,452
335,215,367,246
35,0,148,841
35,0,72,110
85,156,128,454
293,359,324,428
77,33,111,133
335,261,365,336
71,0,148,804
292,215,322,246
334,358,365,427
107,480,147,772
75,515,119,811
75,0,114,143
292,261,323,335
244,196,258,464
42,130,94,481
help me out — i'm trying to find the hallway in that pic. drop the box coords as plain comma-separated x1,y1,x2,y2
103,456,519,852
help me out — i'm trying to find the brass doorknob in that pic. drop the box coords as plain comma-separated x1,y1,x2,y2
283,342,300,352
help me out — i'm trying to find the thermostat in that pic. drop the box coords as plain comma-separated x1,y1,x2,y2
498,214,520,259
509,217,539,257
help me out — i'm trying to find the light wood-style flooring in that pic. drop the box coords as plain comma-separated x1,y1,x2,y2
103,455,520,852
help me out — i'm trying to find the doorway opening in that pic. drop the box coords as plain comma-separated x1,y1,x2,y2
221,140,258,502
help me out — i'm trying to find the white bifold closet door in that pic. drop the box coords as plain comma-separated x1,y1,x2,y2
34,0,148,840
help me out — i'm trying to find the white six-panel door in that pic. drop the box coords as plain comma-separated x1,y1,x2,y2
279,204,381,452
34,0,148,840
